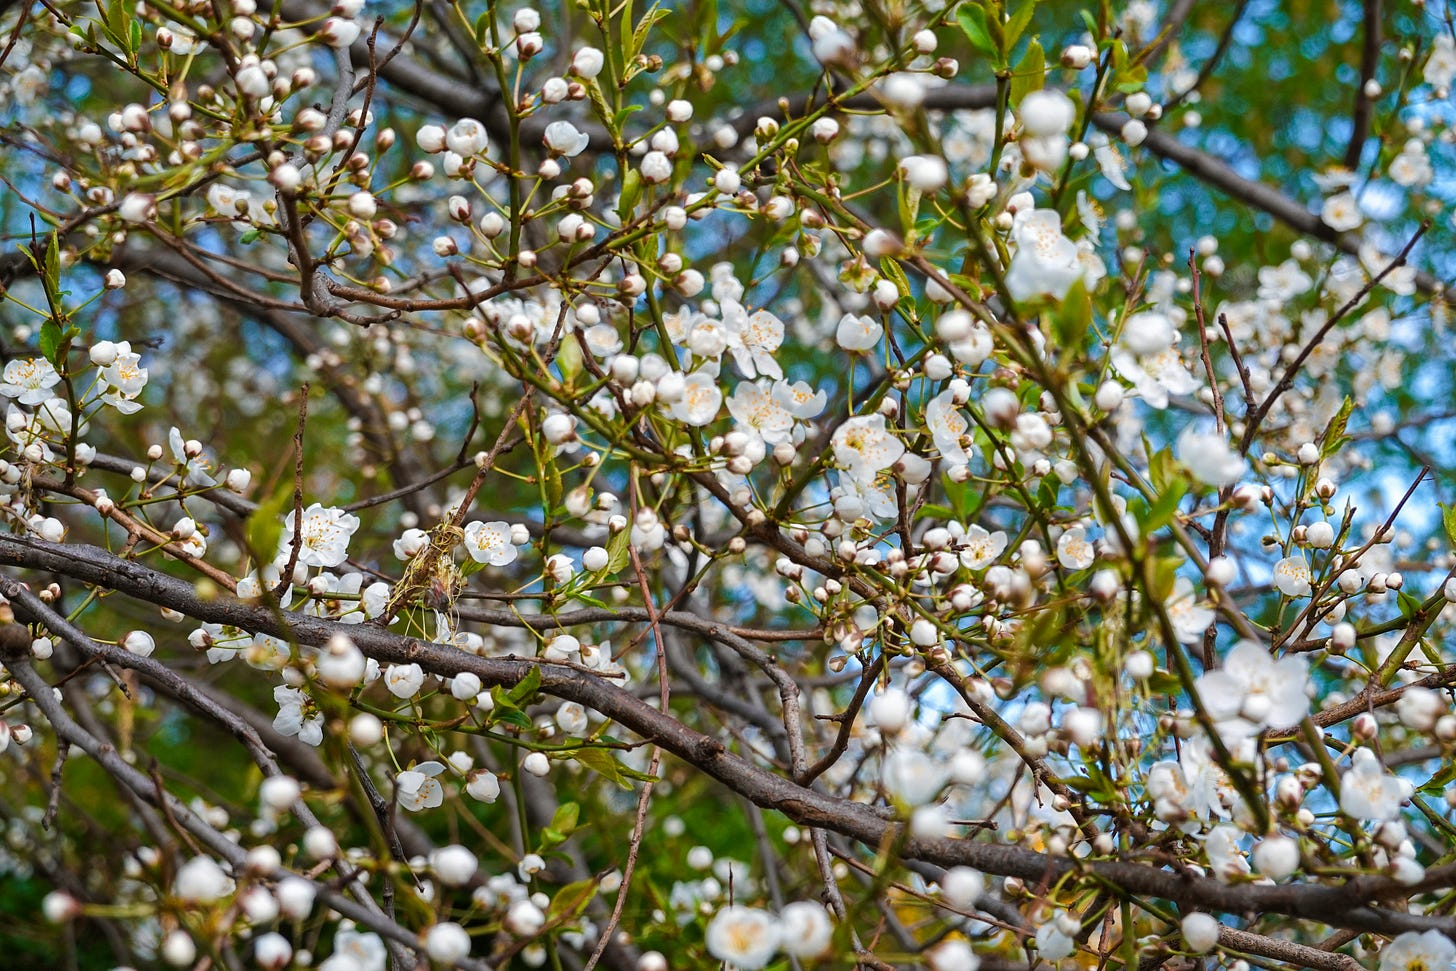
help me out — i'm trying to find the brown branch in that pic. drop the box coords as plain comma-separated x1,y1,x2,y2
7,535,1450,938
1218,925,1363,971
1239,222,1430,455
1344,0,1383,170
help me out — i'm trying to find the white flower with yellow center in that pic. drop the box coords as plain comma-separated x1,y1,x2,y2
726,382,795,445
668,369,723,427
273,684,323,746
832,414,904,479
1195,640,1309,736
99,341,148,414
1004,208,1093,304
1340,748,1410,822
686,316,731,359
774,379,826,419
1056,526,1095,571
1167,576,1216,643
1427,34,1456,88
281,503,361,568
959,524,1007,570
705,906,780,970
1110,344,1199,410
396,761,446,812
924,390,970,465
836,312,883,352
384,662,426,699
1176,426,1246,487
723,303,785,379
780,901,833,958
1,358,60,405
1321,191,1363,232
463,520,519,566
1378,930,1455,971
1272,555,1312,597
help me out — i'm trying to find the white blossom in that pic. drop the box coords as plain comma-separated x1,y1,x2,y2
779,901,832,958
836,313,882,351
832,415,904,479
1272,555,1312,597
1340,748,1409,821
384,663,426,698
1321,192,1363,232
1,358,60,405
1056,526,1095,571
543,121,590,157
924,390,970,465
667,369,723,426
1195,640,1308,736
958,525,1007,570
396,761,447,811
273,684,324,746
1176,426,1246,487
1379,931,1456,971
464,520,523,565
1004,209,1104,304
705,906,780,969
174,855,232,903
281,504,361,568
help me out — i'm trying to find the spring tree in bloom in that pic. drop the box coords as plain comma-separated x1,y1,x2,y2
1,0,1456,968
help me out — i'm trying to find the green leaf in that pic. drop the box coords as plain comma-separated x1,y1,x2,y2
915,503,956,522
612,104,643,130
1146,670,1182,695
549,801,580,835
485,685,532,728
1148,444,1176,493
617,169,642,222
246,481,295,563
548,878,598,921
631,6,670,59
1010,39,1045,105
1048,275,1090,349
1004,0,1039,52
39,321,63,365
492,705,532,730
1422,761,1456,795
540,799,582,848
104,0,128,49
507,665,542,706
619,0,635,67
955,4,997,60
556,332,583,386
572,746,635,790
1441,502,1456,549
945,273,984,299
605,526,631,575
1140,478,1188,535
1148,555,1181,603
1319,396,1353,458
544,458,563,511
43,232,60,292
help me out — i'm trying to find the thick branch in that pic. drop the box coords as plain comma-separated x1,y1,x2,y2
3,534,1454,939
